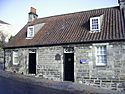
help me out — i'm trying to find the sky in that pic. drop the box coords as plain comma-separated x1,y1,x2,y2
0,0,118,36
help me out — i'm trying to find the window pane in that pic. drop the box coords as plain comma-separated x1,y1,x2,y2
29,28,33,32
91,18,100,32
14,57,18,64
96,46,107,65
13,51,19,65
27,26,34,38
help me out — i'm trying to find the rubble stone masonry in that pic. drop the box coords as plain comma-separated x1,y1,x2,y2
4,42,125,91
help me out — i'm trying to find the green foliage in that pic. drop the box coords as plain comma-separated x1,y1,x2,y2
9,35,14,41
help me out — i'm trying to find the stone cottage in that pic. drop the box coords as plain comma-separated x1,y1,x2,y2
3,0,125,91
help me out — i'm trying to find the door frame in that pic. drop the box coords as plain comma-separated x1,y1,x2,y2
63,47,74,82
28,49,37,74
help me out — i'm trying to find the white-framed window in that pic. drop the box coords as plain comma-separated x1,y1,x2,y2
95,45,107,66
90,16,102,32
13,51,19,65
27,26,34,38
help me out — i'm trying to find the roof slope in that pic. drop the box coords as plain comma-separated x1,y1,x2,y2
5,6,125,48
0,20,9,25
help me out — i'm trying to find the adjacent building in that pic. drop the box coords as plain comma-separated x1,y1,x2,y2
0,20,13,43
0,20,13,64
4,0,125,91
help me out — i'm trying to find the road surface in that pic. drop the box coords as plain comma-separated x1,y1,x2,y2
0,76,75,94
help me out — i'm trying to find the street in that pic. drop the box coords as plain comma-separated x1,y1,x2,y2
0,64,120,94
0,76,75,94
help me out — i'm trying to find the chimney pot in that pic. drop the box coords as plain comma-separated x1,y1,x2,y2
30,7,36,14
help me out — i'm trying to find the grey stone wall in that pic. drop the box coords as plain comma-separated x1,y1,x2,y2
5,46,64,81
5,48,28,74
74,42,125,91
74,44,93,82
4,42,125,91
37,46,63,81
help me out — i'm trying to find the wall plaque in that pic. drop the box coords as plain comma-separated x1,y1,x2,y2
55,54,61,60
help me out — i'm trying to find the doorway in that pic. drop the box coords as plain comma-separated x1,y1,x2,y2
28,53,36,74
64,53,74,82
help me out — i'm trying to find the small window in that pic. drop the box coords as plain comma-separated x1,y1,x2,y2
90,16,101,32
96,46,107,66
27,26,34,38
13,51,19,65
92,19,99,29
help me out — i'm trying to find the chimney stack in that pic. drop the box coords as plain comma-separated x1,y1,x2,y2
119,0,125,9
28,7,38,22
119,0,125,20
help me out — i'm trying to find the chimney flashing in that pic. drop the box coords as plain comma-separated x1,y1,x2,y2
28,12,38,16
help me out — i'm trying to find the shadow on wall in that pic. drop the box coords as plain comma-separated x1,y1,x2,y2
0,50,4,70
0,63,3,70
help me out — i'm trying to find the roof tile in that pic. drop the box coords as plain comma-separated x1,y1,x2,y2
5,6,125,48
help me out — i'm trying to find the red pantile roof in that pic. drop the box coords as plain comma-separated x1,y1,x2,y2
5,6,125,48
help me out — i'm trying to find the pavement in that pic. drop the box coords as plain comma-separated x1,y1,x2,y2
0,76,75,94
0,69,124,94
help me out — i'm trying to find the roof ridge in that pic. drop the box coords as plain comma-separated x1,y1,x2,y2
37,6,119,20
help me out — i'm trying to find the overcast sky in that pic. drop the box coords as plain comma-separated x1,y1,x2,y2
0,0,118,35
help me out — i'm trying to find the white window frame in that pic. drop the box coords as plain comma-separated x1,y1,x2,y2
95,45,107,66
27,26,34,38
13,51,19,65
90,16,101,32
